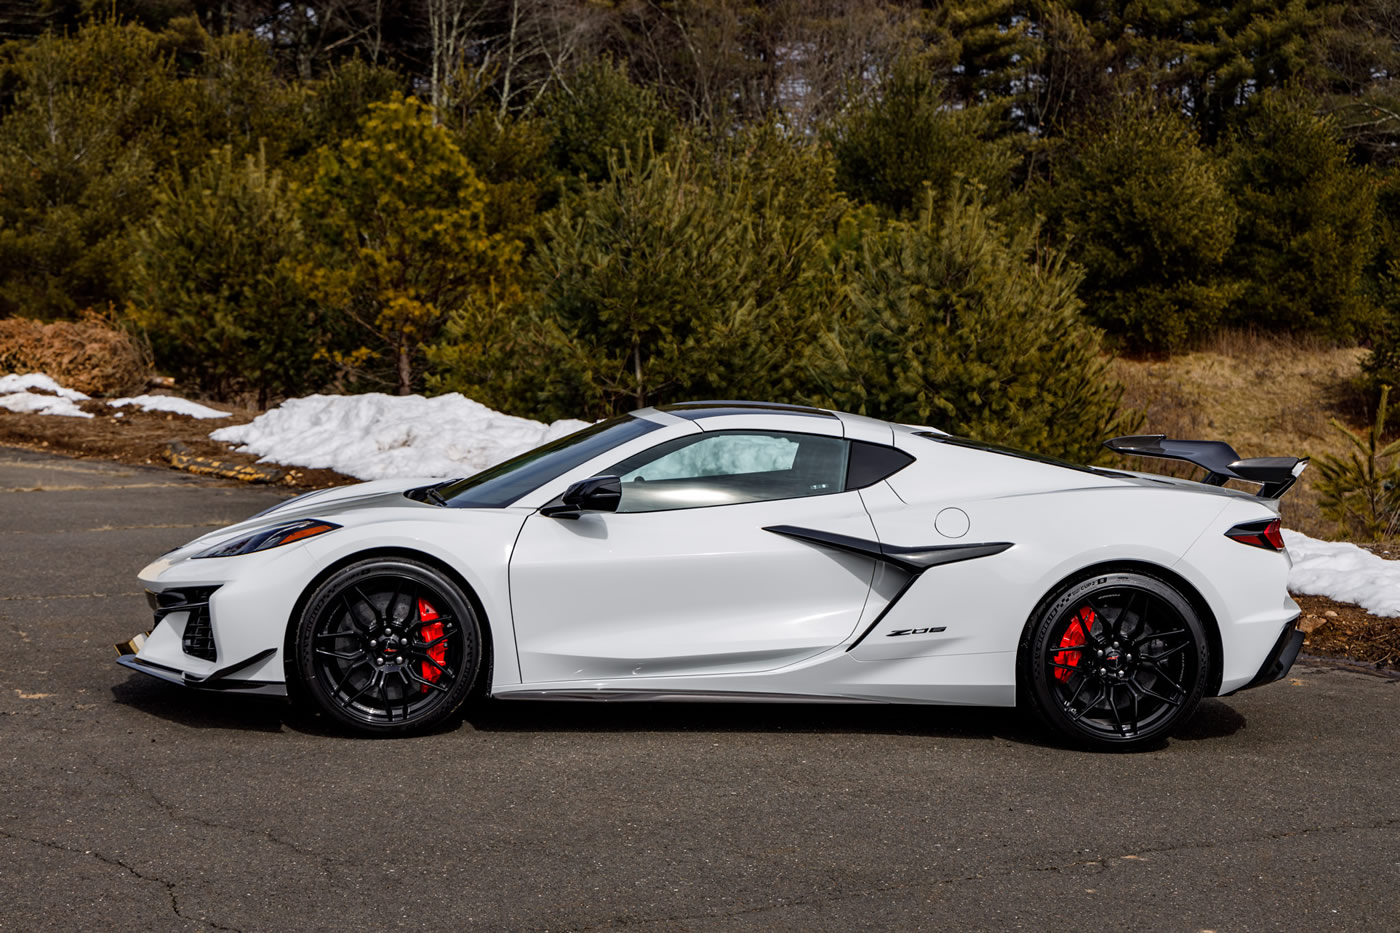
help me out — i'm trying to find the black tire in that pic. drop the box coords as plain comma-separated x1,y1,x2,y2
1019,571,1210,750
293,557,482,736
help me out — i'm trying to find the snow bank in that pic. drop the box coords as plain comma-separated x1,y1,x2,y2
0,372,93,417
2,371,234,420
1284,529,1400,618
211,392,590,481
109,394,230,419
0,373,90,400
0,391,92,418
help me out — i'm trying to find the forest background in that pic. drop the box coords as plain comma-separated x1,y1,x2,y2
3,0,1400,475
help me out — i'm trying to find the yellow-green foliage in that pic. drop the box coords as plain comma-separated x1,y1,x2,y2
295,95,522,394
1314,386,1400,541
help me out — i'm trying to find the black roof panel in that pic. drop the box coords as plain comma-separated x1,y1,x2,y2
658,400,837,421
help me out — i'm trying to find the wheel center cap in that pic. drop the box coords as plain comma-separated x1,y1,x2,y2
1105,650,1124,669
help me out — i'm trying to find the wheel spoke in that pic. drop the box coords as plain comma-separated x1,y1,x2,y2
386,578,406,627
315,647,365,661
1067,685,1106,723
350,585,381,627
1130,677,1182,707
1125,589,1148,642
420,654,453,679
1061,674,1091,709
1141,660,1186,695
1085,597,1112,642
340,669,380,709
1136,627,1187,647
1142,641,1188,662
328,656,370,698
403,666,450,694
1049,661,1089,675
1107,683,1125,732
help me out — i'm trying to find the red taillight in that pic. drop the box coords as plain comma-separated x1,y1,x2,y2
1226,518,1285,551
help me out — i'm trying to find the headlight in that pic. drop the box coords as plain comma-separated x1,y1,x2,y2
193,519,340,559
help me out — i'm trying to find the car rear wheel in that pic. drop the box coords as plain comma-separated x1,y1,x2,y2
1020,572,1209,750
294,558,481,736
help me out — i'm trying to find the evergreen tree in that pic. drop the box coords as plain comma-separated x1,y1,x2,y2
828,55,1018,217
295,95,520,395
537,57,675,185
0,21,185,318
1039,99,1238,351
125,146,326,405
432,133,846,420
809,186,1131,463
1226,90,1378,338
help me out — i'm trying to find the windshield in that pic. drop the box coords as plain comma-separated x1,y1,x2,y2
435,416,661,509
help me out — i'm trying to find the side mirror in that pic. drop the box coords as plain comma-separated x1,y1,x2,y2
541,475,622,519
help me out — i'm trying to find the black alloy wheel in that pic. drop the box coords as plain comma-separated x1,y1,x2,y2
294,558,481,735
1020,571,1209,750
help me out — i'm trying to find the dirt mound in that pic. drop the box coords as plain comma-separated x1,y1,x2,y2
0,314,149,397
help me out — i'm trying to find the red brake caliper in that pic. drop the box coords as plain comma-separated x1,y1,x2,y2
418,598,446,694
1053,607,1095,683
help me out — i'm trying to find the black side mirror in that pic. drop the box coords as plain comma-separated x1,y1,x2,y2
542,475,622,519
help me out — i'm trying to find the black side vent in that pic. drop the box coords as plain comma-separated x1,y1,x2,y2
148,586,220,662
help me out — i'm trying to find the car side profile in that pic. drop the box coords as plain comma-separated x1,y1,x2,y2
116,401,1307,749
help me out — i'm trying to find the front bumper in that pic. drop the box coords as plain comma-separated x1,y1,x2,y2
1235,617,1305,693
115,636,287,696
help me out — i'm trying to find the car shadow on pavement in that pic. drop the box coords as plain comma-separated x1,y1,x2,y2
110,675,1249,748
111,675,300,735
1168,698,1248,740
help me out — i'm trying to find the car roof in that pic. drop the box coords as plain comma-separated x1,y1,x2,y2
655,400,839,421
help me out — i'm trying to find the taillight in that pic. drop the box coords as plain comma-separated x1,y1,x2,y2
1226,518,1285,551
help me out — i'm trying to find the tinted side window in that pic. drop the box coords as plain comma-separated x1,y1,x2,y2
845,441,916,489
606,431,849,513
440,416,660,508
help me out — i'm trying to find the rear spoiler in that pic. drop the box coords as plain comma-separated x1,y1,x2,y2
1104,435,1308,500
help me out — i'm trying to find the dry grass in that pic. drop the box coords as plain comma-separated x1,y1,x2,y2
1110,330,1370,539
0,313,149,397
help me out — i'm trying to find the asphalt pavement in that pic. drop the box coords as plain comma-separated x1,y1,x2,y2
0,446,1397,932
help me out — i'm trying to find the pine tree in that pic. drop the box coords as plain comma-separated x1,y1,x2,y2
295,95,521,395
537,57,675,185
1226,90,1378,339
828,54,1018,217
431,131,846,420
809,186,1132,463
1038,98,1239,351
125,146,325,406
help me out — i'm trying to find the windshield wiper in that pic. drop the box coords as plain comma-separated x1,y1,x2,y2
424,484,450,507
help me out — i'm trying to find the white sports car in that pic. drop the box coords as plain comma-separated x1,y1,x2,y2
117,401,1307,749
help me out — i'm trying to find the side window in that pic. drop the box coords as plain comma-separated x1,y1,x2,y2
606,431,850,513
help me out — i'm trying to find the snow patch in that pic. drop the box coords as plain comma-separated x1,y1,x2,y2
0,391,92,418
0,372,90,401
0,372,92,417
211,392,590,481
1284,529,1400,618
109,394,230,419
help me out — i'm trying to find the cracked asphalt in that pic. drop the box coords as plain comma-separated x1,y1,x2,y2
1,447,1397,932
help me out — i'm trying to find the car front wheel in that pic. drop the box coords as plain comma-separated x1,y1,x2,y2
293,557,482,736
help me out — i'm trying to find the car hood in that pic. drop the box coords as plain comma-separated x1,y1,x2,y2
176,477,446,555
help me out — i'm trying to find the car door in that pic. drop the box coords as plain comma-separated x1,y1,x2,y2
508,429,879,684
